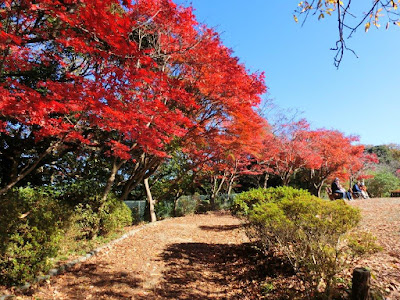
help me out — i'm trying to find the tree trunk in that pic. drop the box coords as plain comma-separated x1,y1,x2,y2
317,181,324,198
263,173,269,189
311,179,325,198
227,173,236,200
173,191,180,217
100,158,125,204
119,157,160,201
210,174,226,209
144,177,156,222
282,173,291,186
226,179,233,206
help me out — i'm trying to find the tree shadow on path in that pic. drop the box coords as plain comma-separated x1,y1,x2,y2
198,225,242,232
42,263,143,300
138,242,270,300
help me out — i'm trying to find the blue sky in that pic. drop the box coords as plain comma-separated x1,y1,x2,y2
175,0,400,146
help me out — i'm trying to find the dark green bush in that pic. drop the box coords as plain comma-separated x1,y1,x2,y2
365,171,400,197
72,203,101,240
155,200,174,219
0,187,68,285
233,187,379,298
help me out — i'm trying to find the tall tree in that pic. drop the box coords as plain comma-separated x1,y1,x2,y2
0,0,268,220
300,129,365,197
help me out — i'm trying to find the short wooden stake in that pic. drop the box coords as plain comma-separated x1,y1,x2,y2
352,267,370,300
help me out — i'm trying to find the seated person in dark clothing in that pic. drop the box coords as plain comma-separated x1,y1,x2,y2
352,181,363,198
331,178,353,200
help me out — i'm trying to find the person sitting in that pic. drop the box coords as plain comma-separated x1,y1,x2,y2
360,183,369,199
331,178,353,201
352,181,363,199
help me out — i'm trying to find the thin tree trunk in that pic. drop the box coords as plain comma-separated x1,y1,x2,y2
173,191,181,217
119,156,160,201
282,173,291,186
210,174,226,209
144,177,156,222
263,173,269,189
100,158,126,204
227,180,233,206
316,180,324,198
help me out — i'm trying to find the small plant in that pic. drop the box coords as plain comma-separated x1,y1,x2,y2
347,231,382,256
0,186,133,286
232,186,312,216
261,280,275,295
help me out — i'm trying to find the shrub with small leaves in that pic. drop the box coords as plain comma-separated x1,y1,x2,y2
99,194,133,235
0,187,68,285
347,231,382,256
234,187,380,298
71,194,133,239
232,186,312,216
0,186,132,286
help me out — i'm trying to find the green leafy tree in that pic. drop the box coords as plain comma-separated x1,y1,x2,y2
365,171,400,197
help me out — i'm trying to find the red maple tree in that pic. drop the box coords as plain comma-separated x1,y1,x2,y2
0,0,267,207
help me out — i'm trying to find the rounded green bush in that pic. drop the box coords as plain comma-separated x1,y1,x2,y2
232,186,312,216
235,187,364,297
99,194,133,235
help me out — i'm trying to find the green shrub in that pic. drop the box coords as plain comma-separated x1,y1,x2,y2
0,186,132,286
0,187,68,285
155,200,174,219
232,186,312,216
99,194,133,235
72,203,101,240
71,194,133,239
176,196,198,216
347,231,383,256
234,187,380,298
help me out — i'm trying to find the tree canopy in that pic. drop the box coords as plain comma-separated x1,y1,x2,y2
0,0,378,206
0,0,265,197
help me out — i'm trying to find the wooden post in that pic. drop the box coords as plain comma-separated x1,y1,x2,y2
352,267,370,300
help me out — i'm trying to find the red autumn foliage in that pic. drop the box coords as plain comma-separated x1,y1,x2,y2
0,0,266,195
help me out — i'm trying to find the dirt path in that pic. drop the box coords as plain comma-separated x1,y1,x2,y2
21,212,260,300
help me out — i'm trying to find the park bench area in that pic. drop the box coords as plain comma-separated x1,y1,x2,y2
391,190,400,197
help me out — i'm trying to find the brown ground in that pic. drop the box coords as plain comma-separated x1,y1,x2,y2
349,198,400,299
4,198,400,299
